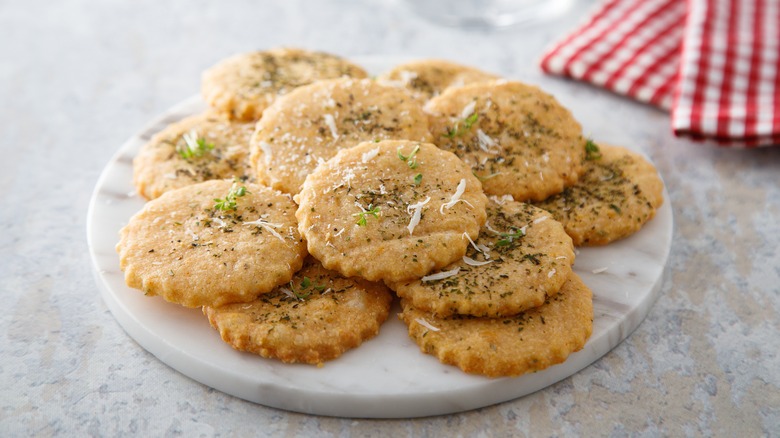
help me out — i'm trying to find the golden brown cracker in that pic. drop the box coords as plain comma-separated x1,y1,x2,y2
390,198,574,317
133,111,255,200
203,256,393,365
377,59,499,102
425,80,585,202
117,180,307,307
400,273,593,378
295,140,487,283
534,142,664,246
250,77,432,194
201,48,368,121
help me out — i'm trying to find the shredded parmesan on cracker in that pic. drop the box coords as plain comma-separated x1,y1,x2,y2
323,114,339,139
461,101,476,119
415,317,440,332
406,196,431,235
243,218,285,241
361,147,380,163
440,179,472,213
421,267,460,282
463,256,493,267
259,142,274,165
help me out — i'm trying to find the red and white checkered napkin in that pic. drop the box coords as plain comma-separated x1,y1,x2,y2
540,0,780,147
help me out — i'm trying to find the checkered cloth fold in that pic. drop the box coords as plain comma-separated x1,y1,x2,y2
540,0,780,147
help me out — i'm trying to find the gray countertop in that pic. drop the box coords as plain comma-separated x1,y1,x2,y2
2,0,778,436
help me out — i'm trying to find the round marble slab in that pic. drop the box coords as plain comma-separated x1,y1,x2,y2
87,59,673,418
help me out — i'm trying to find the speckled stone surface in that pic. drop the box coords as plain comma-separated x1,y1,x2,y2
2,0,778,436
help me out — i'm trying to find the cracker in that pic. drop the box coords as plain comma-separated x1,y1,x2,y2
533,142,664,246
425,81,585,202
250,77,432,194
117,180,307,307
377,59,499,102
201,48,368,121
390,198,574,317
203,256,393,366
295,140,488,283
399,272,593,378
133,111,255,200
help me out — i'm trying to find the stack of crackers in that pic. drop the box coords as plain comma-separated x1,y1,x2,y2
117,48,664,377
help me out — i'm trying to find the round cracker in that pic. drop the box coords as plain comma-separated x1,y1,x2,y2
133,111,255,200
117,180,307,308
295,140,488,283
377,59,499,102
390,198,574,318
201,48,368,121
399,272,593,378
534,142,664,246
425,80,585,202
203,256,393,366
250,77,433,194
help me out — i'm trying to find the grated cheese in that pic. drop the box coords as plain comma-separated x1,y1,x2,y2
489,194,514,205
323,114,339,139
462,232,491,259
243,218,285,241
279,287,297,300
361,147,380,163
415,317,440,332
592,267,608,274
342,168,356,187
548,268,556,278
533,216,549,225
484,221,501,235
259,142,274,165
463,256,493,267
399,70,418,85
476,129,498,153
421,267,460,282
461,101,476,119
439,179,472,213
406,196,431,235
185,228,199,241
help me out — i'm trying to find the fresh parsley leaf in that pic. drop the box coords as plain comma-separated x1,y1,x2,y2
214,181,249,211
585,139,602,160
289,276,325,300
444,112,479,138
496,227,526,246
352,204,381,226
397,145,421,169
177,130,214,159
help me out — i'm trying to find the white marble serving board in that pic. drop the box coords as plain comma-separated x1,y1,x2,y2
87,59,673,418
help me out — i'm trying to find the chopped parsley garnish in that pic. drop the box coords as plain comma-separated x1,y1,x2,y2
290,276,325,300
214,181,249,211
414,173,423,185
353,204,381,226
444,112,479,138
585,139,602,161
178,130,214,159
397,145,421,169
496,227,526,246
